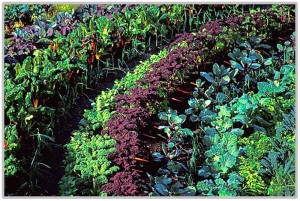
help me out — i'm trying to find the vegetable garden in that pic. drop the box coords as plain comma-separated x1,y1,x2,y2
4,4,296,196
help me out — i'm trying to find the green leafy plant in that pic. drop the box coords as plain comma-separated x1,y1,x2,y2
197,172,244,196
59,133,119,196
149,109,197,196
4,125,20,177
238,132,271,195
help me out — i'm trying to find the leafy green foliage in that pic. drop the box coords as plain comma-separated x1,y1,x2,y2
81,49,167,131
238,132,271,195
148,162,196,196
155,31,295,196
150,109,197,196
4,125,20,176
197,172,244,196
59,133,118,196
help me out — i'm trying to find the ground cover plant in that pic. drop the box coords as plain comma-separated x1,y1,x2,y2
4,4,295,197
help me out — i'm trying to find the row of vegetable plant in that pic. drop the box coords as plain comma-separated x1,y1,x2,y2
4,4,270,195
55,5,295,196
4,4,295,196
58,49,168,195
150,33,295,196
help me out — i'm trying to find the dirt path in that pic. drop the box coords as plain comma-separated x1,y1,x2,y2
38,47,163,195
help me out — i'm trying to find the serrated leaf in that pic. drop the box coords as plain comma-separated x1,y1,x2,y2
219,153,236,171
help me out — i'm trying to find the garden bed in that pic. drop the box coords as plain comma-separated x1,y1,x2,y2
4,4,295,197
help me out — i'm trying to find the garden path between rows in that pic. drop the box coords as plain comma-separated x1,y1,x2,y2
39,47,164,195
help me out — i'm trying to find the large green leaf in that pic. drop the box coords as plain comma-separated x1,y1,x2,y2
218,153,236,173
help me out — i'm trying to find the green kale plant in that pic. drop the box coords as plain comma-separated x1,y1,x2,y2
59,132,119,196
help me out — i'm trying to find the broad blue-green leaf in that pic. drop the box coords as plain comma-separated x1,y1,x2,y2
219,153,236,173
204,127,218,137
188,98,197,109
216,92,229,104
176,114,186,125
257,44,271,49
284,41,291,46
185,108,193,115
229,69,239,78
250,36,262,45
212,63,221,75
204,100,211,107
158,112,168,121
264,58,272,66
241,57,252,67
168,142,175,148
230,128,244,136
255,52,264,63
218,105,231,117
183,128,193,136
227,145,239,157
221,75,230,85
205,85,214,97
230,60,244,70
152,152,164,159
228,172,244,188
233,114,247,125
250,63,261,69
215,178,226,186
167,161,181,174
170,182,183,193
222,132,237,146
164,127,171,138
221,68,229,77
155,175,172,185
190,114,199,122
277,44,283,51
154,184,169,196
198,166,211,178
182,186,196,196
200,72,216,83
